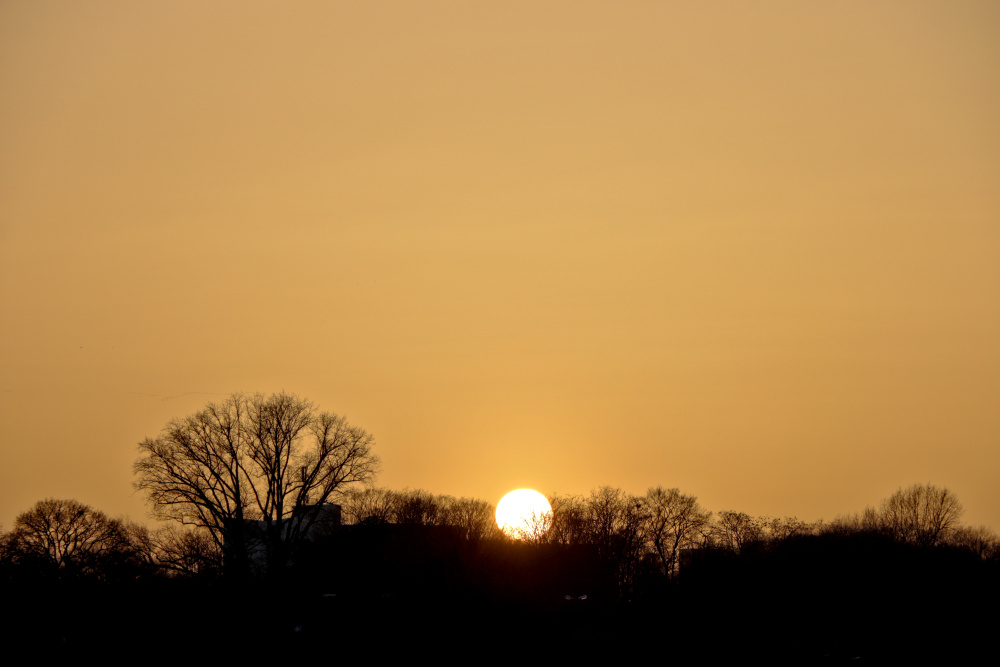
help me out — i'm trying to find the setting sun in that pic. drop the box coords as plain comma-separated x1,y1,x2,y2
495,489,553,540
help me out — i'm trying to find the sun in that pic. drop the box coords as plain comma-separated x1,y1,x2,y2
495,489,553,540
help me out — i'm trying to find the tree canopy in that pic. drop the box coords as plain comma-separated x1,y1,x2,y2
134,392,379,575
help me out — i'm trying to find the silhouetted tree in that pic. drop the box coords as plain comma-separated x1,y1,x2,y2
873,484,963,547
391,489,442,525
438,496,500,542
134,392,379,576
710,511,765,553
341,488,501,543
835,484,966,550
764,516,817,541
584,487,647,597
546,494,589,546
947,524,1000,561
643,486,710,577
9,498,130,576
151,525,223,576
341,487,397,526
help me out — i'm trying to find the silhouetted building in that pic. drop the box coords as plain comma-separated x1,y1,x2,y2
225,503,342,575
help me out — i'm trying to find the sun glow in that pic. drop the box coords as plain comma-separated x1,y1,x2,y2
495,489,553,540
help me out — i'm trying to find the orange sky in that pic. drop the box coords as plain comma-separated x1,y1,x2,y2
2,1,998,532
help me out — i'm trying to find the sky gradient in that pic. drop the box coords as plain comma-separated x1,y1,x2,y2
2,1,998,531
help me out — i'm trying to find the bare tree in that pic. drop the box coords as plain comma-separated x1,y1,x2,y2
643,486,711,577
765,516,817,541
947,524,1000,561
341,487,397,526
11,498,129,574
584,487,647,597
134,392,380,576
391,489,442,526
342,488,500,542
503,504,554,543
711,511,765,553
546,494,589,546
150,525,223,576
438,496,500,542
875,484,963,547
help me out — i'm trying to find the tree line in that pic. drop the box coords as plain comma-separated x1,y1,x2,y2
2,392,997,659
3,391,998,585
3,482,997,584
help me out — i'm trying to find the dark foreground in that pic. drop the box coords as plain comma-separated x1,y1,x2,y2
4,530,996,663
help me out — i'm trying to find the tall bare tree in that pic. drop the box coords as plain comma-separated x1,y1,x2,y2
584,487,647,597
643,486,710,577
134,392,379,576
